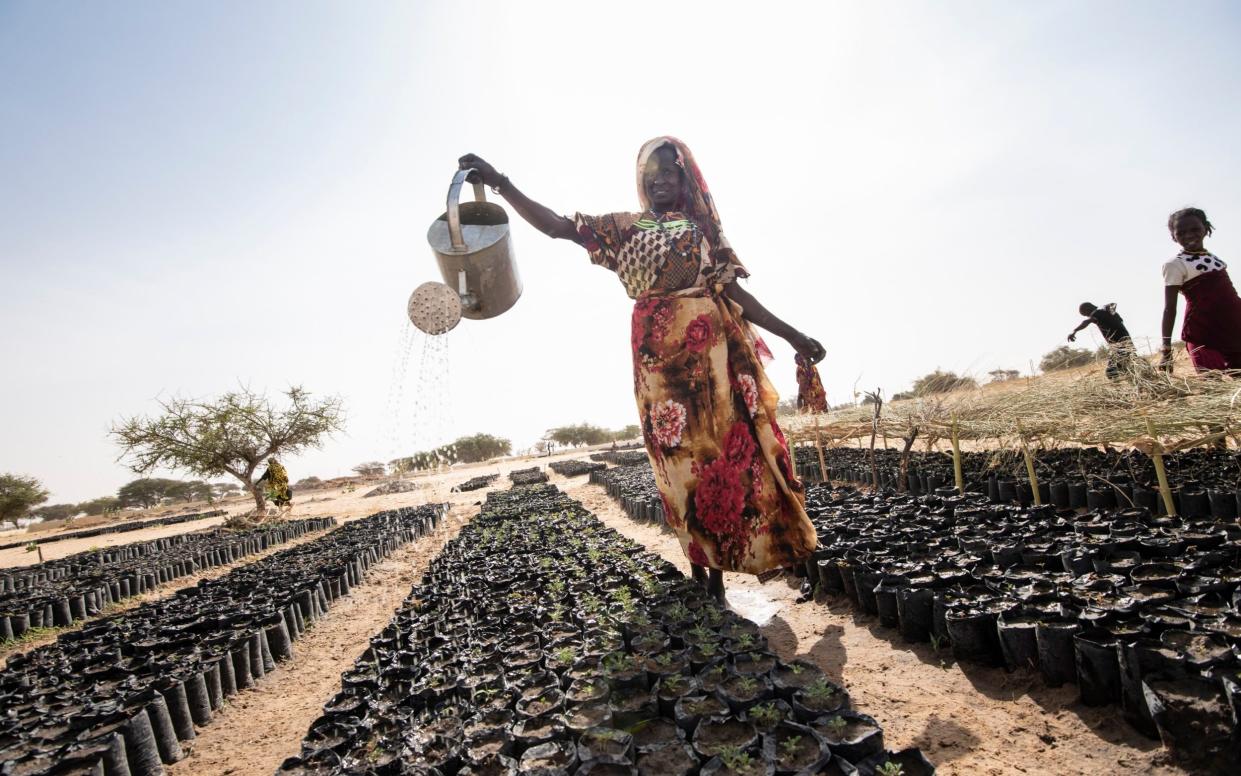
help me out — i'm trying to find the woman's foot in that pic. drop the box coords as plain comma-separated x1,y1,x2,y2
707,569,726,603
691,563,708,587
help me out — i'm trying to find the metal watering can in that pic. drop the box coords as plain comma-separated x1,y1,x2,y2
408,168,522,335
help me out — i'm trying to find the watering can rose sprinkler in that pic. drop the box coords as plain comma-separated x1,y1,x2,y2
408,168,523,335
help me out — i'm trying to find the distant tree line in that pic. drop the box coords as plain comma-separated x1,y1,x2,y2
0,473,246,528
545,423,640,448
390,432,514,472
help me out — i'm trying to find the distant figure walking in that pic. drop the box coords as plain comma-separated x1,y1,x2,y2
1068,302,1134,379
258,457,292,512
1161,208,1241,372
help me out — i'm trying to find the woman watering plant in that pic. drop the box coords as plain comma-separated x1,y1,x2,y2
459,138,823,601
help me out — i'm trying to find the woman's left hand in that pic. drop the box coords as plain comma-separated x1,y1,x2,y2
789,332,826,364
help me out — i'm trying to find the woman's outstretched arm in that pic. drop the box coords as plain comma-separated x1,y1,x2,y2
458,154,577,241
724,282,825,364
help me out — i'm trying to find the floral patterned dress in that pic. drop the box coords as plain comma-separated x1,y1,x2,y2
574,210,818,574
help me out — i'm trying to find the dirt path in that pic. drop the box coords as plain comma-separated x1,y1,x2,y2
167,503,473,776
560,478,1186,776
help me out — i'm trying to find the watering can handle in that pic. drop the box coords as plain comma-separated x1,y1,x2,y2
447,169,488,252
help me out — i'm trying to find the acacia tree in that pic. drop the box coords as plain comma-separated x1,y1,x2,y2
77,496,120,516
33,503,79,521
0,474,49,528
111,387,344,512
353,462,387,478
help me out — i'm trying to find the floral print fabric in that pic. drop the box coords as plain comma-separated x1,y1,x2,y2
795,353,829,413
627,288,817,574
572,135,817,575
573,212,742,299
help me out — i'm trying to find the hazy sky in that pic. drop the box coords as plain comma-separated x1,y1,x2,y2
3,1,1240,504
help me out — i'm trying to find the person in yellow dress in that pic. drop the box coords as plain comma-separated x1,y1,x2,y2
257,458,291,511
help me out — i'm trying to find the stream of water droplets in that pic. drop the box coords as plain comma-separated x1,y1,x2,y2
381,317,454,497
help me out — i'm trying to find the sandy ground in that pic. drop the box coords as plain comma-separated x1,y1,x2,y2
557,478,1187,776
168,500,474,776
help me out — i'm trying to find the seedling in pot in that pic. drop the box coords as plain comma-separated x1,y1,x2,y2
717,745,753,771
876,762,904,776
824,716,847,735
666,601,692,622
779,735,803,759
612,586,635,612
735,676,759,695
929,634,942,652
789,663,804,675
748,702,782,727
688,624,715,644
736,633,756,650
655,652,676,668
554,647,575,665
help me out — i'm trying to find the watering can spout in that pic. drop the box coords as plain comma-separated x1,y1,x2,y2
409,168,522,335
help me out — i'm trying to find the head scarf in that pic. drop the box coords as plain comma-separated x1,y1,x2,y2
635,137,748,281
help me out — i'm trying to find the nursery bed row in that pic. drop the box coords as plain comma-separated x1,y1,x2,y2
0,519,333,640
549,460,608,478
590,449,649,466
509,467,549,486
799,484,1240,772
454,475,500,493
0,504,445,776
280,484,933,776
795,446,1241,518
0,510,227,552
589,466,664,524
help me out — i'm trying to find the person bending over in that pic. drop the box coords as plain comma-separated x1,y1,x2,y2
1068,302,1134,379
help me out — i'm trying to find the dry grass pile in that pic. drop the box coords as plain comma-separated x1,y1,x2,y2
782,352,1241,453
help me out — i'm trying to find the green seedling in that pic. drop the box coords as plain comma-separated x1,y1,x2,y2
655,652,675,667
734,676,759,695
687,624,714,643
929,634,943,652
666,602,691,621
803,678,839,703
789,663,804,675
779,735,803,758
736,633,756,649
876,762,904,776
717,746,753,772
748,703,781,726
698,642,719,657
824,716,847,735
554,647,574,665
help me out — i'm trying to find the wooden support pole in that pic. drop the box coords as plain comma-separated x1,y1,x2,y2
950,418,964,496
1146,417,1177,517
1017,419,1042,506
813,413,828,484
